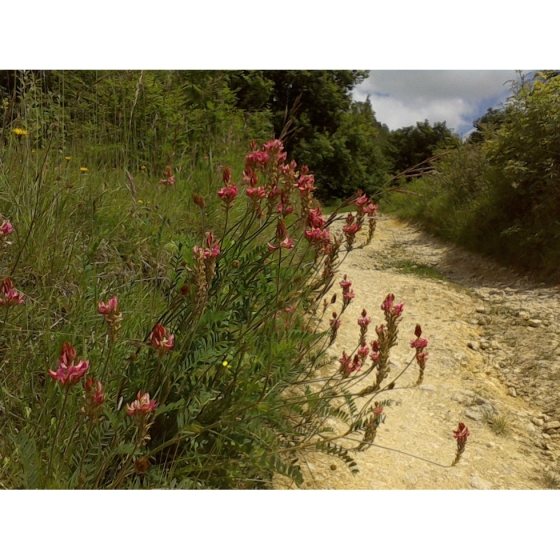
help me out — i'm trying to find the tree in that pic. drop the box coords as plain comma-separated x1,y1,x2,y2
467,107,506,144
384,120,460,175
227,71,385,199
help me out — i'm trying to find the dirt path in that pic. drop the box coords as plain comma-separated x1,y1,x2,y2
279,214,560,489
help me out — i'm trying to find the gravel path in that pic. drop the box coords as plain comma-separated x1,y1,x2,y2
278,214,560,489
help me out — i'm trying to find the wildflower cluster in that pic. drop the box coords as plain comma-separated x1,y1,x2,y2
356,403,385,451
97,296,123,341
411,323,429,385
0,216,14,248
352,293,404,396
193,231,221,307
83,378,106,418
329,311,341,343
218,167,239,209
340,274,355,310
48,342,90,386
126,390,157,447
244,139,292,217
0,278,24,306
452,422,470,465
338,350,361,378
149,323,174,357
357,308,372,343
126,390,157,417
159,165,175,186
342,213,360,250
340,191,379,252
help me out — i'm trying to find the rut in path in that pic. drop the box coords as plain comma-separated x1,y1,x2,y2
278,214,560,489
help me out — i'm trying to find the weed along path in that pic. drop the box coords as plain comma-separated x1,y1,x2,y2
278,213,560,489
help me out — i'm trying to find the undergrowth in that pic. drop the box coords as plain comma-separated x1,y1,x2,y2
0,72,470,489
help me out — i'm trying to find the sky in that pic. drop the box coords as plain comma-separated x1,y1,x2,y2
351,70,523,137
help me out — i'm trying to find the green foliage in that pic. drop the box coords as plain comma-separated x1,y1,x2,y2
0,71,444,489
385,72,560,279
467,107,506,144
227,71,389,200
384,119,461,175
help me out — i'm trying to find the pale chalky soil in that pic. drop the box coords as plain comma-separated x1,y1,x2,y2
276,214,560,489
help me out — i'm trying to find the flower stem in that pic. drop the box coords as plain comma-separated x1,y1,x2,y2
46,385,71,485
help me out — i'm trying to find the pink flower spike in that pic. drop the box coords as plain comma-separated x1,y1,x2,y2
358,342,369,360
281,236,294,249
98,296,118,315
245,151,269,169
60,342,77,367
381,293,395,312
355,193,368,208
411,338,428,349
245,186,266,200
306,207,326,229
453,422,470,443
217,184,238,207
49,343,89,386
364,203,378,216
358,309,371,328
0,277,24,306
149,324,175,356
126,391,157,417
0,221,14,236
339,275,352,291
304,228,330,244
223,167,232,186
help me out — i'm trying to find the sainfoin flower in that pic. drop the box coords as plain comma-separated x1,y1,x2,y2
452,422,470,466
85,378,105,405
0,219,14,237
0,277,24,306
358,309,371,328
49,342,90,386
245,150,269,169
381,293,404,318
411,337,428,349
281,236,294,249
98,296,123,339
304,228,330,244
217,184,238,207
245,186,266,200
306,207,326,229
193,231,221,260
149,323,174,355
97,296,118,315
83,378,105,416
126,391,157,417
159,166,175,185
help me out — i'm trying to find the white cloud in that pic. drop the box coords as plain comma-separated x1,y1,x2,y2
353,70,522,134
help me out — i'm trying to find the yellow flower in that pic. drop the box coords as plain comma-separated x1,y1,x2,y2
137,199,144,205
31,149,36,154
65,156,71,161
222,361,228,367
80,167,89,173
140,165,147,171
12,128,28,136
